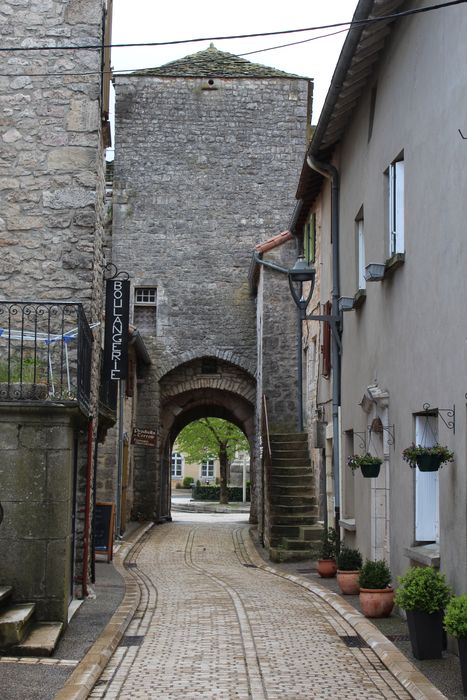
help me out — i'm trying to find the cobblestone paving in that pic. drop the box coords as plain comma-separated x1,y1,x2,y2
90,519,412,700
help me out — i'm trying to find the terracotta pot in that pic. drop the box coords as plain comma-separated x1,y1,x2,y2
337,570,360,595
359,587,395,618
317,559,337,578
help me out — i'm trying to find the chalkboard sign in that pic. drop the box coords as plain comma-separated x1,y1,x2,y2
94,501,115,562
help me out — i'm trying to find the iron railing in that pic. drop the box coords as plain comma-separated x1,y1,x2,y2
0,300,93,413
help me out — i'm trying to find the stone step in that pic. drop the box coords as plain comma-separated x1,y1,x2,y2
272,458,311,467
270,484,314,495
0,603,35,647
271,514,316,526
271,473,314,483
271,432,307,441
11,622,63,657
271,447,309,457
299,524,324,542
271,469,313,480
271,506,318,518
281,538,312,551
269,547,312,563
271,494,317,506
0,586,13,608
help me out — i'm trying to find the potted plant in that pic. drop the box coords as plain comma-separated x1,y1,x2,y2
402,444,454,472
358,559,394,618
347,453,383,478
395,566,452,659
336,547,363,595
312,527,339,578
444,595,467,694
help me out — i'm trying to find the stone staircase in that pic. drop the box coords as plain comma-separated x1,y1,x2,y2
0,586,63,656
268,432,322,562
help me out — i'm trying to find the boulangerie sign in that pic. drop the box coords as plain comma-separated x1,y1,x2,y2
103,279,130,381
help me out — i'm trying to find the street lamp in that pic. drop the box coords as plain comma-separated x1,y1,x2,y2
288,256,316,320
288,256,342,433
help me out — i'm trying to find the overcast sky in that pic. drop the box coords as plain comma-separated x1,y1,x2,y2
110,0,358,132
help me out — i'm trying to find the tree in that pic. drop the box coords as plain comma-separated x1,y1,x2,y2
175,418,249,504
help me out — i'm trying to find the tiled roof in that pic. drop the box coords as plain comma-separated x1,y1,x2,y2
132,44,309,79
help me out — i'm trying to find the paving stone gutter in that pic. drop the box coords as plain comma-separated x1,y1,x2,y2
53,519,450,700
53,522,154,700
242,529,448,700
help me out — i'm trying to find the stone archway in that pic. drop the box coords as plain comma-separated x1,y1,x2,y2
159,357,256,520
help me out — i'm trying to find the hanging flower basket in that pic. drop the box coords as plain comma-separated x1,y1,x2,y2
402,444,454,472
347,453,383,478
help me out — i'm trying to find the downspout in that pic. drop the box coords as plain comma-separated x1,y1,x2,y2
306,154,341,528
82,418,94,598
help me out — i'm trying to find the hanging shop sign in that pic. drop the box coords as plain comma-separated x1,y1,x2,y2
103,279,130,381
131,428,157,447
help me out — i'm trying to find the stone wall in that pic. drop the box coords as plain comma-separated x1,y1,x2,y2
0,404,86,622
0,0,111,594
112,71,309,520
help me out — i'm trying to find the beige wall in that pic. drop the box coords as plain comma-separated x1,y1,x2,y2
333,2,467,589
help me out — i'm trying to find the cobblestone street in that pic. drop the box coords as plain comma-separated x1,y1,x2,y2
87,515,428,700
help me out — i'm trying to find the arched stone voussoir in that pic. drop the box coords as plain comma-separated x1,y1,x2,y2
156,348,256,380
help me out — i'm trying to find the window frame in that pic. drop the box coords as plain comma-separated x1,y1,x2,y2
171,452,183,479
388,155,405,256
201,458,215,479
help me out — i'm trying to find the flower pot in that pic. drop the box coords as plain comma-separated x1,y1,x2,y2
359,587,394,618
416,454,443,472
406,609,444,659
337,570,360,595
457,637,467,695
361,463,381,478
317,559,337,578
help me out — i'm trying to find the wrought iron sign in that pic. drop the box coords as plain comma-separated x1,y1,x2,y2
103,265,130,382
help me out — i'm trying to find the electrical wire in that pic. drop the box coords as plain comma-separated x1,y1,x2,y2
0,0,464,53
0,27,349,78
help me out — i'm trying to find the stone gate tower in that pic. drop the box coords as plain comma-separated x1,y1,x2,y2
110,45,311,522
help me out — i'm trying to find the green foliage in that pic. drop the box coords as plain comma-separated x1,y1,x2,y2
347,453,383,471
402,444,454,469
192,485,250,502
337,547,363,571
394,567,452,613
312,527,339,560
182,476,194,489
444,596,467,638
175,482,182,489
175,418,249,464
358,559,391,589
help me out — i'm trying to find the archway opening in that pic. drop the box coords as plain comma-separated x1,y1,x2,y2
172,417,250,507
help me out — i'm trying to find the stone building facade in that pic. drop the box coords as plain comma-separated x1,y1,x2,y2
0,0,112,623
110,46,311,523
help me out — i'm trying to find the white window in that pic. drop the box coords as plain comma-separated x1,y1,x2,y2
171,452,183,479
356,215,366,290
415,415,439,542
134,287,157,332
388,157,404,256
201,458,215,479
135,288,157,305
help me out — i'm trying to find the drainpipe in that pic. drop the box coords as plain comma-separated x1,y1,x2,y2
82,418,94,598
306,154,341,529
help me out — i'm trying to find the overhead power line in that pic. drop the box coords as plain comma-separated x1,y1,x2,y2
0,0,465,54
0,27,349,78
